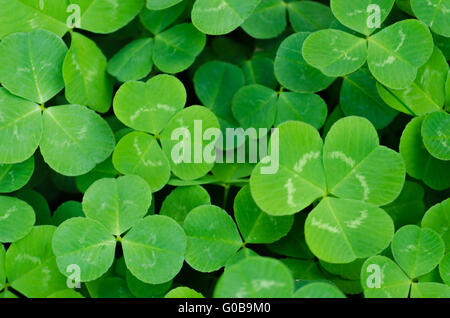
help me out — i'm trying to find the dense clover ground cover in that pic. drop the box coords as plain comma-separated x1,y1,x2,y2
0,0,449,299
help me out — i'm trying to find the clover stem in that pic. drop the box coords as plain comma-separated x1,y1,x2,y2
223,184,230,209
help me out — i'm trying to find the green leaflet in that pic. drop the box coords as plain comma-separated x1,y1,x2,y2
421,111,450,161
165,286,204,298
0,0,68,39
213,257,294,298
0,156,34,193
293,282,346,298
107,38,154,82
113,74,186,134
391,225,445,279
440,254,450,285
70,0,144,34
231,84,278,132
5,226,68,298
400,116,450,190
274,32,336,93
146,0,183,11
275,92,328,129
183,205,242,272
52,217,116,282
0,244,5,291
288,1,335,33
52,201,84,226
411,0,450,37
40,105,116,176
82,175,152,235
0,88,42,164
122,215,186,284
376,46,448,115
241,0,287,39
241,57,277,89
112,131,171,192
305,198,394,264
331,0,395,36
234,185,293,244
422,199,450,252
140,2,187,35
126,270,172,298
361,256,411,298
367,19,434,89
302,29,367,77
0,196,35,243
160,106,220,180
159,185,211,225
192,0,261,35
0,29,67,104
153,23,206,74
63,32,113,113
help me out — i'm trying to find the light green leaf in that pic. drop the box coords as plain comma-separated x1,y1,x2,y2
392,225,445,279
82,175,152,235
288,1,335,33
274,32,336,93
160,106,220,181
194,60,245,123
368,19,434,89
400,116,450,190
147,0,183,10
0,196,35,243
0,88,42,164
0,0,68,39
126,270,172,298
422,111,450,161
63,32,113,113
122,215,186,284
153,23,206,74
361,256,410,298
324,116,405,206
241,57,277,89
112,131,171,192
52,217,116,282
303,29,367,77
410,282,450,298
0,244,5,291
250,121,326,216
411,0,450,37
47,289,84,298
422,199,450,252
113,75,186,134
40,105,115,176
234,185,293,244
241,0,286,39
305,197,394,264
293,282,346,298
340,68,397,129
140,2,187,34
231,84,277,131
275,92,328,129
376,46,448,116
107,38,153,82
0,29,67,103
183,205,242,272
0,156,34,193
160,185,211,225
165,286,204,298
440,254,450,285
5,226,67,297
331,0,395,35
70,0,144,34
214,257,294,298
192,0,261,35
